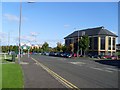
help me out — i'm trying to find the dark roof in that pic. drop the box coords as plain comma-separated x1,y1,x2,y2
64,26,117,39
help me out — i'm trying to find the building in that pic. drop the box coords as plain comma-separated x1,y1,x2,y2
31,44,42,49
64,26,117,56
116,44,120,51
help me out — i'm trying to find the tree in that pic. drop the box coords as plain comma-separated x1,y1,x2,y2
53,47,57,52
56,42,63,52
62,45,67,52
79,35,89,56
67,44,73,53
42,42,49,52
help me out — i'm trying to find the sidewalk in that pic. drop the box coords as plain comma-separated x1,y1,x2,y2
21,55,65,88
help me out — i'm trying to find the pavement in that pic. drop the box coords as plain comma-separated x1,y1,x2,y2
21,55,65,88
21,54,119,89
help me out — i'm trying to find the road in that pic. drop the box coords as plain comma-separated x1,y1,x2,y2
21,54,119,89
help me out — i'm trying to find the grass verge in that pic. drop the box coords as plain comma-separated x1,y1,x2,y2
0,63,2,89
2,63,23,88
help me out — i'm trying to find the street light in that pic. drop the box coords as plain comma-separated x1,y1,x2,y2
18,0,22,64
18,0,35,64
77,30,79,57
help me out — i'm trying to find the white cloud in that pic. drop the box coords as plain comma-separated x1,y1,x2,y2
64,24,70,28
19,35,36,42
30,32,39,36
3,13,27,22
4,13,19,22
111,31,117,35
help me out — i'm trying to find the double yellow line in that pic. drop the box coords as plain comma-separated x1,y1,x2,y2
31,57,80,90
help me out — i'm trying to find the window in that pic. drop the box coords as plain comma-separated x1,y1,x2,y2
113,38,115,50
101,37,105,50
82,31,85,36
65,39,69,46
108,37,111,50
94,37,98,50
89,37,92,49
69,39,72,44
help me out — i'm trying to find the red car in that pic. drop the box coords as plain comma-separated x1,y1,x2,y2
103,55,112,59
111,55,118,60
103,55,118,60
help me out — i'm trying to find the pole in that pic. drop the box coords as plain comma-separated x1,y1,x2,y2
8,32,10,53
28,49,29,58
18,0,22,64
73,38,74,54
77,30,79,57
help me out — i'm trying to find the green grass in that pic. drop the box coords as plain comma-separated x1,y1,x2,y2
0,63,2,89
2,63,24,88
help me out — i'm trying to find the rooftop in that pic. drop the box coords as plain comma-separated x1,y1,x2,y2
64,26,117,39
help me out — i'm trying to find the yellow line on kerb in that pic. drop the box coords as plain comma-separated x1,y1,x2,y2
31,57,80,90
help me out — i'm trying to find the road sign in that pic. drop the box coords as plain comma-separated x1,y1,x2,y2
21,44,30,50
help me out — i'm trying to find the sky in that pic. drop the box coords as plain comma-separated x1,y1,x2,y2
1,1,119,47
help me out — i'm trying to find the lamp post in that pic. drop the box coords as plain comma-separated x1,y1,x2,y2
18,0,22,64
18,0,35,63
77,30,79,57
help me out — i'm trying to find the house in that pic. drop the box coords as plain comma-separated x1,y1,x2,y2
64,26,117,56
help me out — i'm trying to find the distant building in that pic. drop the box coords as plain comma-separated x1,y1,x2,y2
116,44,120,51
64,26,117,56
31,44,42,49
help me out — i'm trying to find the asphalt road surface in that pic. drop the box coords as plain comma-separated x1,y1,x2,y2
21,54,119,89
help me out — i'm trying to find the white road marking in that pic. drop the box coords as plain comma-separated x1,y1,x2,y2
90,67,113,73
70,62,86,65
105,68,118,71
58,58,67,60
90,67,103,71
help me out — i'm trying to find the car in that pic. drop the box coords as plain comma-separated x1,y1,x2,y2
58,52,64,57
93,55,103,59
63,52,73,58
73,53,77,57
111,55,118,60
49,52,55,56
103,55,112,59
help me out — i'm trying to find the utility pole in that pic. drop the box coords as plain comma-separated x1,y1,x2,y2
77,30,79,57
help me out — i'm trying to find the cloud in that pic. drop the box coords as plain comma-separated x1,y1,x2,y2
30,32,39,36
111,31,117,35
64,24,70,28
3,13,27,22
4,13,19,22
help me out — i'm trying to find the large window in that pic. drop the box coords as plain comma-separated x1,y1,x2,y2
101,37,105,50
94,37,98,50
89,37,92,49
65,39,69,46
113,38,115,50
108,37,111,50
69,39,72,44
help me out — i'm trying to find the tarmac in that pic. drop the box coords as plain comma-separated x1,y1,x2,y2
20,55,65,88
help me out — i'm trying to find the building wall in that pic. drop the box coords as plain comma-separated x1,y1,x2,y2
65,36,116,55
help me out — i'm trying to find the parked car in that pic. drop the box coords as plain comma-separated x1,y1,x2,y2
103,55,112,59
111,55,118,60
63,52,73,58
93,55,103,59
73,53,77,57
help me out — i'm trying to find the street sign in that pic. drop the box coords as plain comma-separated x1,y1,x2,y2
21,44,30,50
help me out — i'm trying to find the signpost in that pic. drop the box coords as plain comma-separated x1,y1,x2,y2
21,44,30,58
